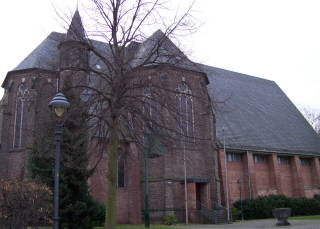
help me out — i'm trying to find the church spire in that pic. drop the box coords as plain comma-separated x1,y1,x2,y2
65,9,86,41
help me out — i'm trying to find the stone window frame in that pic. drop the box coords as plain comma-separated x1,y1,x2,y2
13,83,29,149
175,82,195,147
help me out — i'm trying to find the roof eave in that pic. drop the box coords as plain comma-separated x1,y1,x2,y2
2,68,57,88
216,143,320,157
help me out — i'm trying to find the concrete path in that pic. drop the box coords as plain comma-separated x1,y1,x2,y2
172,219,320,229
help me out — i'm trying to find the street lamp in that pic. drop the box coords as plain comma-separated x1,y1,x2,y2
49,93,70,229
237,179,244,221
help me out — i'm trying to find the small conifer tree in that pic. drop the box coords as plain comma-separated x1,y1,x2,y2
28,87,105,229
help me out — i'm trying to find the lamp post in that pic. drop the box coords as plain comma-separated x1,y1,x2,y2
145,150,150,228
49,93,70,229
237,179,244,221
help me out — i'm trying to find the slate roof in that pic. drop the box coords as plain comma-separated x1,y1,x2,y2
12,32,63,72
4,16,320,156
65,10,86,41
130,29,196,70
201,64,320,155
9,32,108,73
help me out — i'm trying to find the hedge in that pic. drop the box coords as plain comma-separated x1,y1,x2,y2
233,194,320,220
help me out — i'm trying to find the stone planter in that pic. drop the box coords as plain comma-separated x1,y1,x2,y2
273,208,291,226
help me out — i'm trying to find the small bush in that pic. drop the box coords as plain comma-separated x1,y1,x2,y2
163,214,178,225
0,178,52,229
230,207,242,221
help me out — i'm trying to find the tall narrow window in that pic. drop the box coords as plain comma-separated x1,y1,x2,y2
117,155,125,188
14,83,29,148
175,83,194,146
144,88,158,128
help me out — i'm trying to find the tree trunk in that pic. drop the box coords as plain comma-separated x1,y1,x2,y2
105,122,119,229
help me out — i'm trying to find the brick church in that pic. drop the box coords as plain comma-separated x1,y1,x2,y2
1,10,320,224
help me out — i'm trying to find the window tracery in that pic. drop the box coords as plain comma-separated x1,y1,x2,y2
14,83,29,148
175,83,194,146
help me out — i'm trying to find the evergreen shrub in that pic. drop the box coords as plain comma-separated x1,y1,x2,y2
233,194,320,220
163,215,178,225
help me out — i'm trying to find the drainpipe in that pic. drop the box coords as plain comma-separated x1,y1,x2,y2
223,129,230,221
183,143,188,225
247,151,252,199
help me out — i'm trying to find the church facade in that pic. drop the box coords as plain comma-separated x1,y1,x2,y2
1,10,320,224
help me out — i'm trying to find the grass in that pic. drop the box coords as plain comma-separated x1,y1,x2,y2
290,215,320,220
97,224,188,229
29,217,320,229
29,224,186,229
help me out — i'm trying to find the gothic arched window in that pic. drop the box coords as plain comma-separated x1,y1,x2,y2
175,83,194,146
117,154,125,188
144,88,158,128
14,83,29,148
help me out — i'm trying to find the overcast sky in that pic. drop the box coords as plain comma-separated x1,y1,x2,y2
1,0,319,110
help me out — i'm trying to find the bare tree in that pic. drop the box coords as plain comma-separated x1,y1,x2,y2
55,1,211,228
299,105,320,135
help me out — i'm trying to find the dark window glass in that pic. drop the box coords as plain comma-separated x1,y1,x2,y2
117,156,125,188
227,153,242,162
254,155,267,163
300,158,309,166
278,157,289,165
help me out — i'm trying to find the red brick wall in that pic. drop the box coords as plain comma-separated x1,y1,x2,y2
88,140,142,224
255,159,270,195
219,151,320,208
136,66,218,223
227,159,246,204
300,161,312,188
0,70,57,180
310,157,320,188
278,163,293,197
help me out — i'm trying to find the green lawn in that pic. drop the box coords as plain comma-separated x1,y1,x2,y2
290,215,320,220
29,224,185,229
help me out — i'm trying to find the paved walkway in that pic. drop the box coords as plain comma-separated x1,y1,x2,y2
172,219,320,229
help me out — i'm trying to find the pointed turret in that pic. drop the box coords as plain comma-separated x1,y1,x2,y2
58,10,89,91
65,9,86,41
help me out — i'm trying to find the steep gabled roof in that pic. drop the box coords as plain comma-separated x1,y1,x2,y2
202,64,320,155
9,10,86,74
65,9,86,41
130,29,196,70
12,32,63,72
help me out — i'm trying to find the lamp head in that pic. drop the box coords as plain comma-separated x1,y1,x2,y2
49,93,70,117
237,179,242,185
